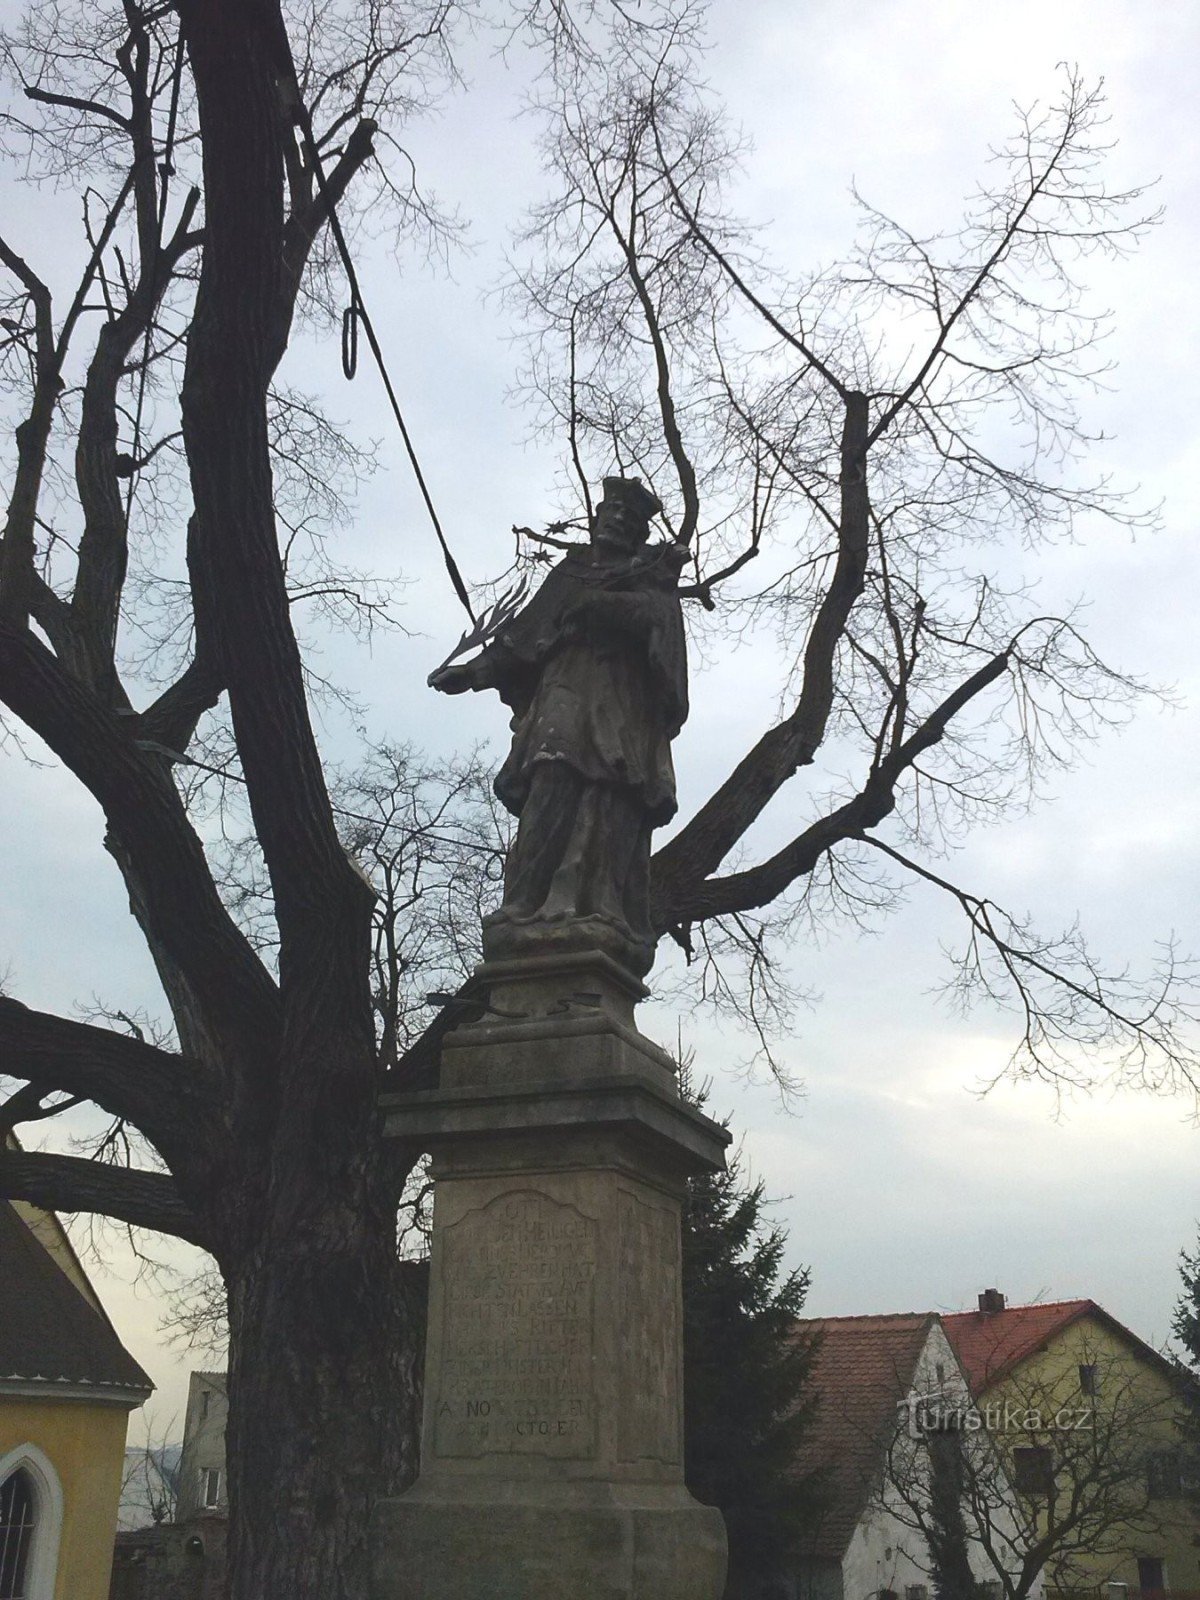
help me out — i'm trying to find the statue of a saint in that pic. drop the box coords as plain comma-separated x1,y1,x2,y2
429,478,688,973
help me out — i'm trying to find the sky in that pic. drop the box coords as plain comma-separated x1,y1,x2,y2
1,0,1198,1435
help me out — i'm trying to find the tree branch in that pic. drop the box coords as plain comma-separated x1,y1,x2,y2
268,114,378,376
0,623,282,1072
178,0,376,1089
139,649,225,751
0,996,219,1167
652,391,871,902
656,646,1010,925
23,83,131,131
71,184,202,684
0,1147,209,1248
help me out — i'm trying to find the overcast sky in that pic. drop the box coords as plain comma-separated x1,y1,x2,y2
1,0,1198,1434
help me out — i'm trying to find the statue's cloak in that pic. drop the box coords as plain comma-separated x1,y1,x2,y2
483,544,688,826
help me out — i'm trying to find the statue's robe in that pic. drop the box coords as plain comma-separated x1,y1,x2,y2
476,543,689,945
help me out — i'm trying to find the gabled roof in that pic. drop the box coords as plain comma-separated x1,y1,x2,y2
790,1312,937,1562
0,1199,152,1402
941,1298,1179,1394
941,1299,1094,1391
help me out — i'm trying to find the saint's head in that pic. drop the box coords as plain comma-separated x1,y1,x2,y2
591,477,662,557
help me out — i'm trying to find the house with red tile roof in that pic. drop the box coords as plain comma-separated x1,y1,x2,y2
736,1291,1197,1600
773,1312,1029,1600
941,1291,1200,1600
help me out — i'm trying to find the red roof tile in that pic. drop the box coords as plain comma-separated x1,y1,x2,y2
941,1300,1095,1393
790,1313,936,1562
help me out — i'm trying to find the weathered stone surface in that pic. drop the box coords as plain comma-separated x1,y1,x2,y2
372,1492,728,1600
374,948,729,1599
433,1190,599,1461
427,476,688,967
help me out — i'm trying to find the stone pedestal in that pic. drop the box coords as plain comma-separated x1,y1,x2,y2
373,943,730,1600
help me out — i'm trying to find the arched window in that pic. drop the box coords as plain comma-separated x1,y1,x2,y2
0,1449,62,1600
0,1470,34,1599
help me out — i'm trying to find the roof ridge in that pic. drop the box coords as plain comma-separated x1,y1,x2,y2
793,1310,935,1325
942,1297,1094,1317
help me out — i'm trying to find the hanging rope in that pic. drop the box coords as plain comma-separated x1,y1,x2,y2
124,25,477,627
340,303,359,380
291,102,477,625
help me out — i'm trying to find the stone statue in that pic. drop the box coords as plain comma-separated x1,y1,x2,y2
429,477,688,973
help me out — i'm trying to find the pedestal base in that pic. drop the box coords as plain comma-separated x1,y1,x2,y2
372,1483,727,1600
376,946,730,1600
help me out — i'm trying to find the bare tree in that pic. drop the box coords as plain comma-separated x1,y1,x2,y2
0,3,479,1596
506,33,1198,1093
885,1341,1178,1599
0,3,1194,1598
120,1412,182,1530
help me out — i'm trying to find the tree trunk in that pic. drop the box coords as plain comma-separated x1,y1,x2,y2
171,5,414,1595
222,1150,423,1600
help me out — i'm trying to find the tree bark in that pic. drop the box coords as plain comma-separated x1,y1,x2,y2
170,5,410,1594
220,1171,423,1600
0,1148,210,1247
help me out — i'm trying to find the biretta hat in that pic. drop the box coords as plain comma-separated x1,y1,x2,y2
599,476,662,522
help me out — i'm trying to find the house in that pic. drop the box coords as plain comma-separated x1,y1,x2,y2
779,1312,1028,1600
175,1373,227,1522
943,1290,1200,1600
0,1177,152,1600
109,1374,227,1600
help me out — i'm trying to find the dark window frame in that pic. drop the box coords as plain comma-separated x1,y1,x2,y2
0,1469,35,1600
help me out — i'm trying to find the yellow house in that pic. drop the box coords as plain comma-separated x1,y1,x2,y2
944,1292,1200,1600
0,1186,152,1600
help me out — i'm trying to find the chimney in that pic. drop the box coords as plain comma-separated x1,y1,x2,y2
978,1288,1006,1316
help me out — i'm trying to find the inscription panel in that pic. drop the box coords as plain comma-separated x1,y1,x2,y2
434,1190,598,1459
617,1189,682,1463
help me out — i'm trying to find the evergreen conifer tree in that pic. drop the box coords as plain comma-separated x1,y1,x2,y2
680,1085,820,1592
1172,1246,1200,1476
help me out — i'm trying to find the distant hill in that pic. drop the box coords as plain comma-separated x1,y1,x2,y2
118,1442,183,1532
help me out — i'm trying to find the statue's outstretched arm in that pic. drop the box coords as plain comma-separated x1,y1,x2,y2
428,642,516,696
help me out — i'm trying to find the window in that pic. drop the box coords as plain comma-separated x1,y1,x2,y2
0,1471,34,1600
1078,1363,1098,1396
0,1447,62,1600
1147,1449,1184,1499
1012,1445,1054,1496
905,1586,929,1600
199,1392,210,1422
1137,1556,1165,1597
201,1468,221,1510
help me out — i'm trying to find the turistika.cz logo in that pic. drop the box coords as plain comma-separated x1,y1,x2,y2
898,1392,1094,1440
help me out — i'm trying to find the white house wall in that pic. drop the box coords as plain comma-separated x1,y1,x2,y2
847,1322,1043,1600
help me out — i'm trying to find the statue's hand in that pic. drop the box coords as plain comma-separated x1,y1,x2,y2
428,661,476,694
